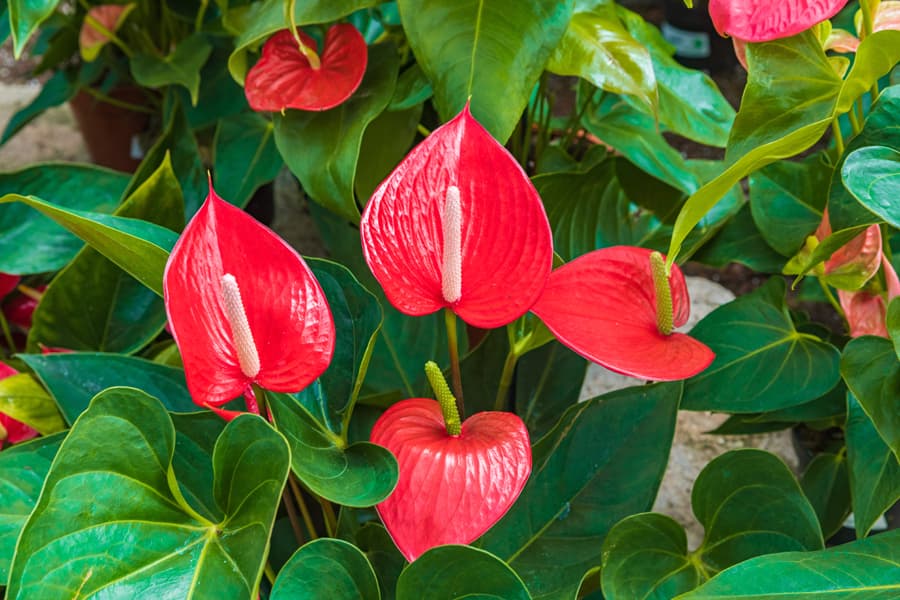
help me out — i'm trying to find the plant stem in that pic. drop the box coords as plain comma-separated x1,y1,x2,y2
281,488,306,546
444,308,465,418
194,0,209,32
493,350,519,412
831,119,845,156
319,498,338,537
288,474,318,539
0,310,16,356
818,279,845,321
416,123,431,137
80,86,155,114
848,103,862,134
264,563,277,585
285,0,320,68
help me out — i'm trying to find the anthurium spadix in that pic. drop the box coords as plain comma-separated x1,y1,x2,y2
532,246,714,381
360,105,553,328
244,24,367,112
163,181,335,413
370,362,531,562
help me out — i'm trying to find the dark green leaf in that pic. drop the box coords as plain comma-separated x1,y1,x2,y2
272,538,381,600
170,411,227,523
479,382,681,600
0,373,65,435
213,112,282,209
683,278,841,412
130,34,213,105
0,433,63,581
0,164,128,274
7,388,290,598
845,393,900,537
801,452,851,539
267,391,398,507
676,530,900,599
515,341,588,439
693,204,787,273
842,336,900,460
396,545,530,600
19,352,194,424
27,156,183,353
0,68,76,144
889,297,900,361
274,43,399,223
397,0,572,142
354,104,422,202
841,145,900,228
388,64,432,110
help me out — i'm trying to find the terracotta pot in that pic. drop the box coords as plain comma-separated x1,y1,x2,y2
68,87,152,172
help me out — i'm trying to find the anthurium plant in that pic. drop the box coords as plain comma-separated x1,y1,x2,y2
1,0,899,598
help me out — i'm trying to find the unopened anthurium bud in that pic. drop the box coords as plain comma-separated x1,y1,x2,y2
424,361,461,435
650,251,674,336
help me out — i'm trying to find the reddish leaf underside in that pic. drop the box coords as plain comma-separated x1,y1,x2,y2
370,398,532,562
163,185,334,407
244,24,368,112
0,362,38,447
360,106,554,328
531,246,714,381
709,0,849,41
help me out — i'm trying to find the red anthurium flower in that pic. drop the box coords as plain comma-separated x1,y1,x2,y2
838,257,900,338
360,105,553,329
0,273,20,298
815,210,882,290
371,363,531,562
531,246,714,381
709,0,849,42
163,181,335,412
244,24,367,112
0,362,38,449
3,285,45,331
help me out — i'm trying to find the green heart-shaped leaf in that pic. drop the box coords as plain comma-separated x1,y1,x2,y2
397,545,530,600
272,538,381,600
800,452,851,540
841,145,900,228
213,112,283,209
7,388,290,598
130,34,212,105
842,336,900,460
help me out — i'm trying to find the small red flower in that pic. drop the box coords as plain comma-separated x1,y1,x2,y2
709,0,849,42
0,362,38,449
371,374,531,562
245,24,367,112
163,181,335,412
360,105,553,328
531,246,714,381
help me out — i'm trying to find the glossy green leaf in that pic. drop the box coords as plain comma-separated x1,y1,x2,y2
829,84,900,231
692,204,787,273
749,153,830,256
515,341,588,439
800,452,851,539
603,449,823,600
272,538,381,600
548,0,656,115
181,43,249,130
267,391,398,507
213,112,282,209
682,278,841,412
130,34,212,105
845,394,900,537
303,259,382,433
0,373,64,435
169,411,227,523
7,388,290,599
354,104,422,202
8,0,59,57
355,522,405,600
842,336,900,460
388,64,432,110
0,68,77,144
0,164,128,274
397,0,572,142
668,30,900,264
26,156,183,354
842,145,900,228
19,352,194,424
0,433,63,581
274,43,399,223
479,382,681,600
889,297,900,361
225,0,378,83
0,194,177,297
397,545,530,600
676,529,900,599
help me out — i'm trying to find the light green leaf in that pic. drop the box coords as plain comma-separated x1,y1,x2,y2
7,388,290,599
9,0,60,57
130,34,213,105
397,545,530,600
0,373,64,435
272,538,381,600
397,0,573,142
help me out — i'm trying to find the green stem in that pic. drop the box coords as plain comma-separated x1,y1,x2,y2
319,498,337,537
281,487,306,546
831,119,845,156
857,0,881,106
818,279,845,323
264,563,277,585
849,100,863,134
286,0,321,68
444,308,465,418
194,0,209,32
80,86,155,114
416,123,432,137
493,351,519,412
0,310,16,356
288,475,318,540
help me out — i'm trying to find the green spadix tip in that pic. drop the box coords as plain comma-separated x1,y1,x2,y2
425,361,461,436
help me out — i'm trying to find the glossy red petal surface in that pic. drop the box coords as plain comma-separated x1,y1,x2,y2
0,274,20,298
360,106,553,328
531,246,714,381
245,25,367,112
370,398,531,562
709,0,849,41
163,185,334,407
839,289,888,338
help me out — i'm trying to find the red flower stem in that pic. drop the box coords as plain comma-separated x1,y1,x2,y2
444,308,465,417
0,310,16,356
288,474,319,540
493,350,519,412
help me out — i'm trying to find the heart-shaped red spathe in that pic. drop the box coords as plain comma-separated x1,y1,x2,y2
0,362,38,448
531,246,714,381
163,183,335,408
370,398,532,562
244,24,367,112
709,0,849,42
360,105,553,329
